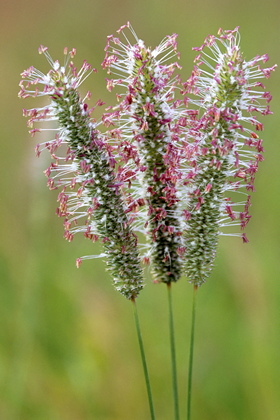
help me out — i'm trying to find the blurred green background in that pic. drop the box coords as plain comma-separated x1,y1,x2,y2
1,0,280,419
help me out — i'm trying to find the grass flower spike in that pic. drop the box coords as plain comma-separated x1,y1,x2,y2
19,47,143,299
102,22,186,284
18,26,276,420
182,27,276,286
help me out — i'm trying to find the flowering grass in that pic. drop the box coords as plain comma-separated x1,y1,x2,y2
19,23,276,420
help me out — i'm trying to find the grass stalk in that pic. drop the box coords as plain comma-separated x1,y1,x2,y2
187,285,198,420
132,299,156,420
167,283,180,420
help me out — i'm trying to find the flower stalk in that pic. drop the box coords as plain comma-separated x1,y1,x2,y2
167,284,180,420
187,285,198,420
133,300,156,420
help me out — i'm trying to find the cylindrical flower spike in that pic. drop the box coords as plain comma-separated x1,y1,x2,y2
182,27,276,286
102,22,186,284
19,47,144,299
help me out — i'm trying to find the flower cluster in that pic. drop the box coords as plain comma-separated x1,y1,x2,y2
19,24,275,295
19,47,143,299
102,23,186,284
181,27,276,285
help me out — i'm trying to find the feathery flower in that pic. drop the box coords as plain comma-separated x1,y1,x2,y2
102,22,187,283
19,46,143,299
181,27,276,286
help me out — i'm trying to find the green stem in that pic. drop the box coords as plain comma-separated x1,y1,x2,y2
132,299,156,420
187,285,198,420
167,283,180,420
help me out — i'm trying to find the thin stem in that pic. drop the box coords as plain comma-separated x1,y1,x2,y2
187,285,198,420
167,283,180,420
132,299,156,420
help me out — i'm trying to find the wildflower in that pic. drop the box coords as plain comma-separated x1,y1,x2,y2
182,27,276,286
19,47,143,299
102,22,186,283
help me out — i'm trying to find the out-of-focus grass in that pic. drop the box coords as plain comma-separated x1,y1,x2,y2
1,0,280,419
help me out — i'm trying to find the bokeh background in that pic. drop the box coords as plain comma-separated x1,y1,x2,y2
1,0,280,419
